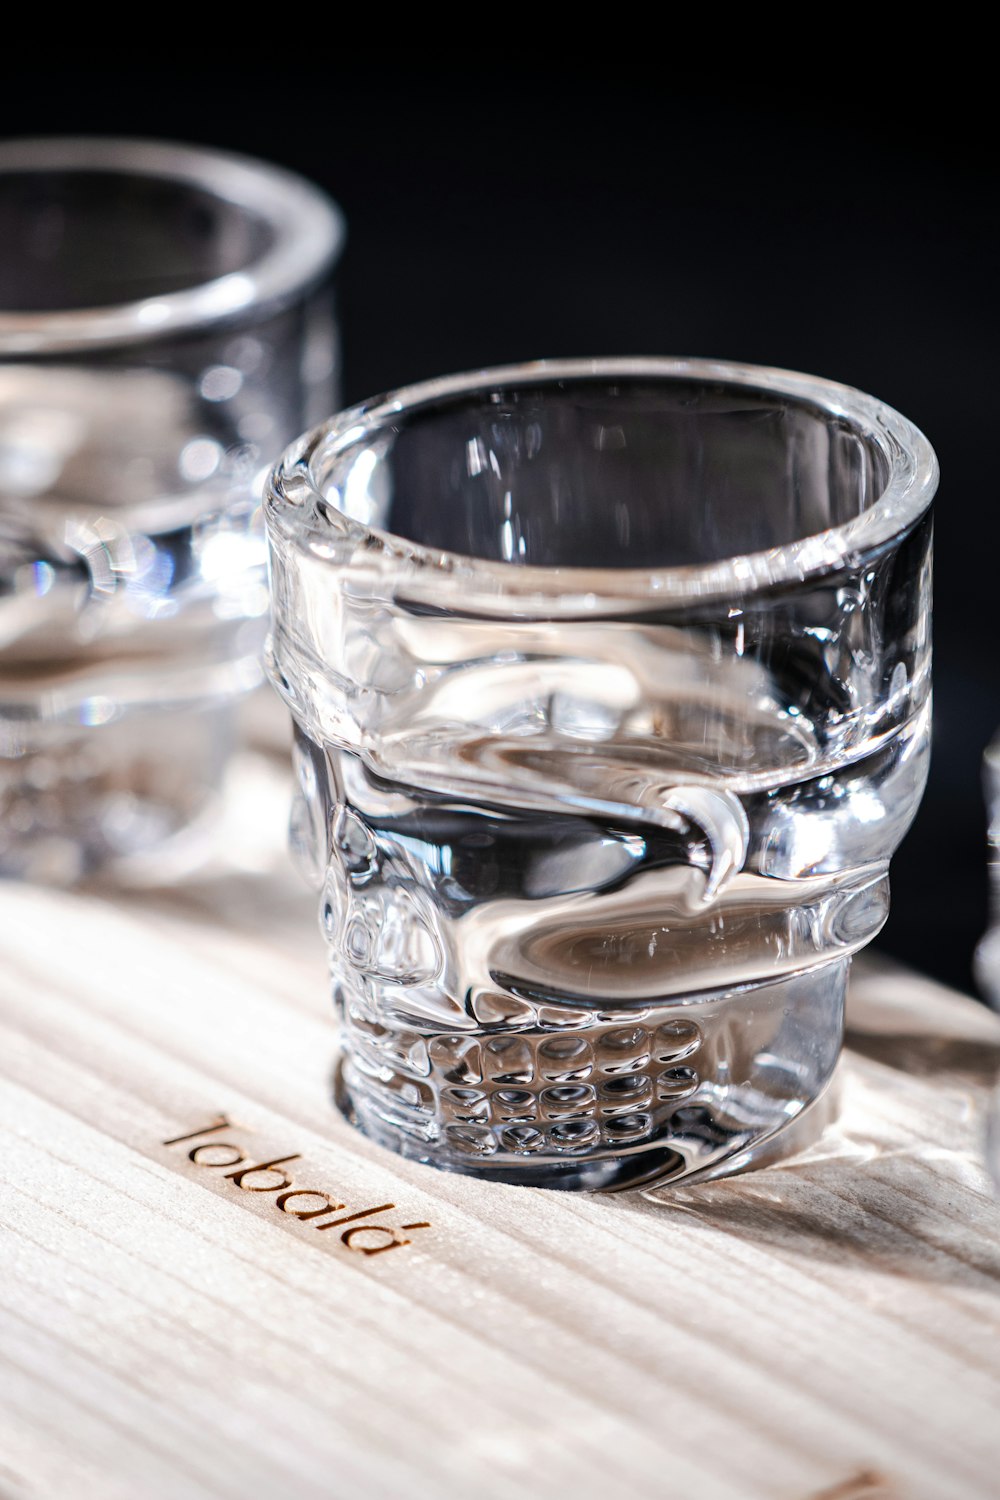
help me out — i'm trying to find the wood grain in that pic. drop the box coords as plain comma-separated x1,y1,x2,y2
2,752,1000,1500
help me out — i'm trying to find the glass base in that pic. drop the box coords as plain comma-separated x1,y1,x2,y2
0,700,235,885
333,959,847,1192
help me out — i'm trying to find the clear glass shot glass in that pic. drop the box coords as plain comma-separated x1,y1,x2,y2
266,357,936,1191
975,733,1000,1006
0,137,344,882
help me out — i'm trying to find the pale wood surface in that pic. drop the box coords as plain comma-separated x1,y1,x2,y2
2,752,1000,1500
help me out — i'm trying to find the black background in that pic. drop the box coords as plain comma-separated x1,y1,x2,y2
2,66,996,995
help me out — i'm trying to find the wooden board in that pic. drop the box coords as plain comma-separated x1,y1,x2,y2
2,749,1000,1500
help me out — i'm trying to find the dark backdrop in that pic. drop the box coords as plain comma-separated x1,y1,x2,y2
2,65,996,995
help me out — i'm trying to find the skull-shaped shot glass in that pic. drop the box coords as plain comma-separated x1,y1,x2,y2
0,138,343,882
265,358,936,1190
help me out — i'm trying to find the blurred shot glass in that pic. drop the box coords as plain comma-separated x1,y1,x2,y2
0,137,343,882
975,733,1000,1007
266,358,936,1191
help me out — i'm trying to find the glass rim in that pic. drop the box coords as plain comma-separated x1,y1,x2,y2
270,356,938,614
0,135,345,354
